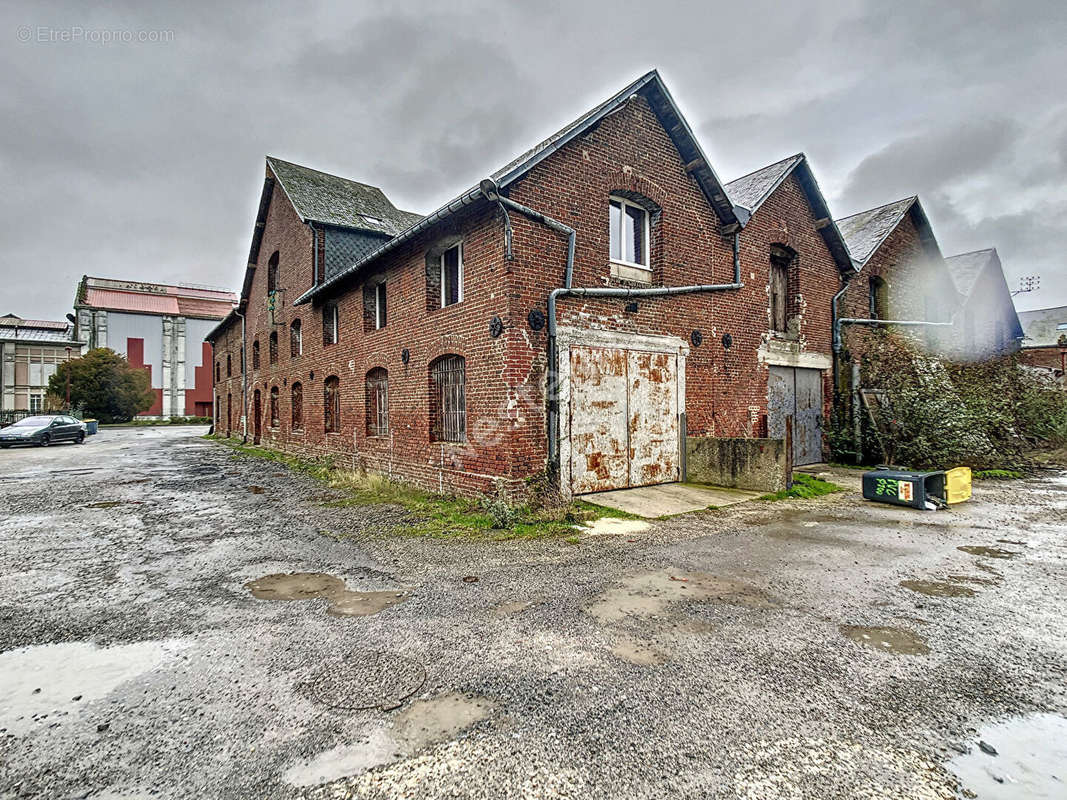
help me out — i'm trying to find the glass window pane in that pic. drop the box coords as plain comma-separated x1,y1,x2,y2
625,203,645,265
609,200,622,261
443,246,460,306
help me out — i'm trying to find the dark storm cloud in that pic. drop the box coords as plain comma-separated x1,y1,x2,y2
1,0,1065,319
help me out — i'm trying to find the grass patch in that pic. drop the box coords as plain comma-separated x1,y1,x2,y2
973,469,1023,480
208,436,591,542
757,473,845,502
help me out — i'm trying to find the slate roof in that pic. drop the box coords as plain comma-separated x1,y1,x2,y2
290,69,743,306
0,316,78,344
267,157,422,237
944,249,996,298
723,154,804,213
834,197,917,266
1017,305,1067,348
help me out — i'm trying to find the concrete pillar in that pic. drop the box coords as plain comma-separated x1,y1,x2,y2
160,317,174,418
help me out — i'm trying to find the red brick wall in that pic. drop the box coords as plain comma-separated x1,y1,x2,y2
1018,346,1065,373
126,337,163,416
213,97,843,496
185,341,214,415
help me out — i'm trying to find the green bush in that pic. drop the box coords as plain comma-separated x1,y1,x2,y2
48,348,156,424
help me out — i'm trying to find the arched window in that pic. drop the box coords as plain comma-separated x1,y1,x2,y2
269,331,278,365
269,386,279,428
226,354,232,377
290,319,302,357
252,340,260,370
429,355,465,442
291,382,303,430
869,276,887,320
267,251,279,295
324,375,340,433
366,368,389,437
769,244,796,333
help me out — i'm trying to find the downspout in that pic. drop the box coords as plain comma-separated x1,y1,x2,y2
481,181,744,481
830,279,851,393
235,308,248,443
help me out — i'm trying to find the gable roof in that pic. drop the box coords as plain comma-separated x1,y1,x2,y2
724,153,855,274
945,248,997,298
1017,305,1067,348
834,197,915,266
267,156,422,237
293,69,741,306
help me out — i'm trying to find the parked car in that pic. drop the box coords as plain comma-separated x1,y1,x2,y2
0,415,86,448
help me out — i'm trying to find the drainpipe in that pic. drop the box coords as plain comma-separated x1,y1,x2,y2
830,279,851,395
235,308,248,443
481,181,744,479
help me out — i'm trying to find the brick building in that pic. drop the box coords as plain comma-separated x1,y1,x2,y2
1017,305,1067,379
0,315,85,414
207,71,855,498
942,249,1022,359
74,277,237,418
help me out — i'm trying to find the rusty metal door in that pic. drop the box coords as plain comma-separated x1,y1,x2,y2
767,366,822,466
627,350,678,487
569,345,679,494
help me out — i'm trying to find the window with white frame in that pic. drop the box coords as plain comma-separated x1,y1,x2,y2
609,196,650,271
322,301,339,345
440,244,463,307
29,395,43,413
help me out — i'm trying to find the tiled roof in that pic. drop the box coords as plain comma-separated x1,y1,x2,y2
78,277,237,319
1017,305,1067,348
0,316,68,329
84,289,181,315
944,249,995,298
176,297,236,319
267,157,422,237
724,154,804,213
0,316,77,344
834,197,916,266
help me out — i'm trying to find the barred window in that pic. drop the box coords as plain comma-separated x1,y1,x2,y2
429,354,465,442
290,319,302,357
269,331,278,365
323,301,339,346
252,340,260,370
366,368,389,437
269,386,279,428
291,382,303,430
324,375,340,433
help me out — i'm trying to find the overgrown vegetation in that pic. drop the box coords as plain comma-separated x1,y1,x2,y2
757,473,844,502
47,348,156,423
834,333,1067,471
973,469,1023,480
209,437,601,541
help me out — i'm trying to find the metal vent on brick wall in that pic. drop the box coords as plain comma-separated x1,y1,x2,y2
527,309,545,331
722,333,733,349
401,348,410,365
625,302,638,313
690,330,703,347
489,317,504,338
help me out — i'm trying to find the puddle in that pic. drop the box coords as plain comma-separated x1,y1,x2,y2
610,636,669,666
247,485,265,494
839,625,929,656
493,600,536,617
948,713,1067,798
0,640,172,736
581,518,652,536
958,545,1018,559
947,573,1002,587
900,579,976,598
284,693,494,787
587,571,775,624
244,572,408,617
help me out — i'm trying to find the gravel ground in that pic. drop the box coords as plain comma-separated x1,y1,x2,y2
0,427,1065,799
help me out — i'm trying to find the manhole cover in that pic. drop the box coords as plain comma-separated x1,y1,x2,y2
305,651,425,711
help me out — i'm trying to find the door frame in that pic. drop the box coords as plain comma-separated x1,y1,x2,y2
556,326,688,498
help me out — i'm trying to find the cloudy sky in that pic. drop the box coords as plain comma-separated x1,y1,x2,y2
3,0,1065,319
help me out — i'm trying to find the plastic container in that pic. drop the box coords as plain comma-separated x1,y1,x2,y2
945,466,972,504
862,467,946,510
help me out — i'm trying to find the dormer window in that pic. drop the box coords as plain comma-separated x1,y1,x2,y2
609,196,650,281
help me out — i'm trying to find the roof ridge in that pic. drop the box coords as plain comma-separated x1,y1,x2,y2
724,152,804,187
834,195,916,224
266,155,385,194
946,247,996,260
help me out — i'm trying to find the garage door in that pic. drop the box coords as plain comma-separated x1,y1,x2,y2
767,366,823,466
569,345,679,494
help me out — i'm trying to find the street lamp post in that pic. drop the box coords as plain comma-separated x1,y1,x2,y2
65,346,72,409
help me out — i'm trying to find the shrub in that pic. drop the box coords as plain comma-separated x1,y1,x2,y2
48,348,156,423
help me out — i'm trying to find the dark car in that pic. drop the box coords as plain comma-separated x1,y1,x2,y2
0,415,86,448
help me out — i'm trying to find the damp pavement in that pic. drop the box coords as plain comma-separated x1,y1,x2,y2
1,427,1065,799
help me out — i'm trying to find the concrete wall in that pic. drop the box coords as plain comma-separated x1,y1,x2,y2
685,436,788,493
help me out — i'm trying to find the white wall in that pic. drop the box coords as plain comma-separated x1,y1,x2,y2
106,312,164,389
